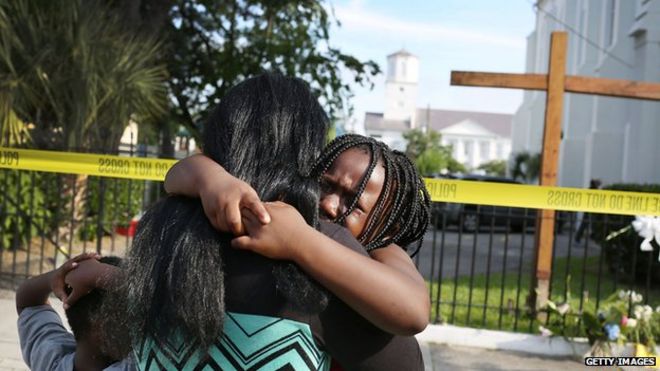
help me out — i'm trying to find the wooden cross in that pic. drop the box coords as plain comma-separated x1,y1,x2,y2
450,31,660,314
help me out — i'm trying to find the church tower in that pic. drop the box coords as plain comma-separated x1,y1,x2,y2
384,49,419,126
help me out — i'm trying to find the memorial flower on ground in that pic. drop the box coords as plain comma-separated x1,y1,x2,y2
540,289,660,356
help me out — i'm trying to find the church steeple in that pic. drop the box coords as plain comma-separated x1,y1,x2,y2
384,49,419,126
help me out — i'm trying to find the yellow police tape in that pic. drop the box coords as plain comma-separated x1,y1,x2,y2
1,147,659,216
0,147,177,181
424,178,660,217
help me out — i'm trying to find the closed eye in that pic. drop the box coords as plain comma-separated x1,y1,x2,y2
319,178,333,193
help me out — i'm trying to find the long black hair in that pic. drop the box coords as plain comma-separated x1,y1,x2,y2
100,73,330,356
313,134,431,256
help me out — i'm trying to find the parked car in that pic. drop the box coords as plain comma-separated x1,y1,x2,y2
432,175,565,233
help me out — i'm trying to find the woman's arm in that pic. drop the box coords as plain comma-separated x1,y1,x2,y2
233,203,430,335
164,154,269,234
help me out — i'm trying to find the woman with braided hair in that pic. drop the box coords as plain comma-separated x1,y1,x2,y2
314,134,430,255
164,133,432,336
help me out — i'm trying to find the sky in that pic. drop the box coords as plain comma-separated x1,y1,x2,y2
327,0,538,130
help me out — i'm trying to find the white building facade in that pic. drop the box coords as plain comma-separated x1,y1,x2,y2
512,0,660,187
364,49,513,170
440,120,512,170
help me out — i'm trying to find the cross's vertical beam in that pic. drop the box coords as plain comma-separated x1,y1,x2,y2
533,32,567,316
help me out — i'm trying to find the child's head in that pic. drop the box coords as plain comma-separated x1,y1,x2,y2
314,134,431,255
65,256,122,343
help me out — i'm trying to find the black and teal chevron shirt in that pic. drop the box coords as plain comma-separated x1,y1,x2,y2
135,312,329,371
133,221,423,371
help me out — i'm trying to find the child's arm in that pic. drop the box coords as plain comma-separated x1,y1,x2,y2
233,203,430,335
60,258,121,309
164,154,270,235
16,252,98,314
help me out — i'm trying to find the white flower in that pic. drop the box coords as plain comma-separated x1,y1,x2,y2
656,306,660,313
633,305,653,321
539,326,553,337
631,216,660,260
557,303,570,315
627,318,638,328
618,290,627,300
622,290,644,303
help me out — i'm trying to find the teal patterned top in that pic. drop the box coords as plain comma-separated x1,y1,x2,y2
134,312,330,371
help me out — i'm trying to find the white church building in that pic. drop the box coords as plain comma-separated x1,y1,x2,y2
363,50,513,170
512,0,660,187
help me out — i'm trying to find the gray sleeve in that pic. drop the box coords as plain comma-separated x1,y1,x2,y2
17,305,76,370
104,356,137,371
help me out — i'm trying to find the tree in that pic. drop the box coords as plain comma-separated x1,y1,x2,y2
124,0,380,150
403,129,462,176
447,157,467,174
478,160,506,177
510,151,541,183
0,0,169,246
0,0,167,151
415,147,448,176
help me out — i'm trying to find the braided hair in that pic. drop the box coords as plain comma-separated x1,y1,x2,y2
312,134,431,256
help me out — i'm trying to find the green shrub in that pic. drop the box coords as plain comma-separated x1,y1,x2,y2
79,177,145,241
591,183,660,286
0,170,52,249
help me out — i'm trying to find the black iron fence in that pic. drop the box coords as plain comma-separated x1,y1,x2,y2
1,158,658,336
0,144,167,289
418,203,659,334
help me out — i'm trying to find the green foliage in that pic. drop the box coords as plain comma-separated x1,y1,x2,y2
447,157,467,174
0,0,167,150
0,171,51,249
403,129,462,176
428,255,660,335
78,178,145,241
160,0,380,143
591,183,660,286
404,129,441,161
542,290,660,354
510,151,541,183
478,160,506,177
415,147,448,176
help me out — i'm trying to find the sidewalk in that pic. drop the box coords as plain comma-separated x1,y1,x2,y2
0,289,588,371
0,291,28,371
424,343,586,371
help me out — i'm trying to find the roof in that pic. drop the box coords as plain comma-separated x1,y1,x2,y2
415,108,513,137
387,49,416,58
364,112,410,131
364,109,513,138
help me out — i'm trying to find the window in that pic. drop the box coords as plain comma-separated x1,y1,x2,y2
496,143,504,159
604,0,616,48
578,0,588,65
480,141,490,161
464,141,473,157
446,139,458,157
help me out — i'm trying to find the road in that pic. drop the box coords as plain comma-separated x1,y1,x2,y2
414,226,602,280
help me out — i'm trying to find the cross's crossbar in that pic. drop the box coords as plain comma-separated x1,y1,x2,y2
451,71,660,101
